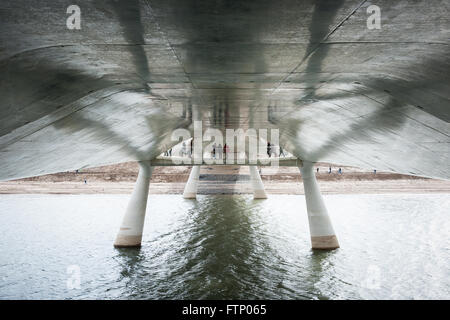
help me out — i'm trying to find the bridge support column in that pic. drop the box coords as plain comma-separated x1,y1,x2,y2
299,161,339,249
249,166,268,199
183,165,200,199
114,161,153,248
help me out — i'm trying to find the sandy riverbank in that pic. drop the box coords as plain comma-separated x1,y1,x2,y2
1,162,449,195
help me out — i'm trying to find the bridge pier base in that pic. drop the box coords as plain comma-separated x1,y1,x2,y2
183,165,200,199
114,161,153,248
249,166,268,199
299,161,339,250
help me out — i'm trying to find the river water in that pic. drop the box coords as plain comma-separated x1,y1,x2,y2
0,194,449,300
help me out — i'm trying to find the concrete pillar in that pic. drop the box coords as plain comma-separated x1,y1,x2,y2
183,165,200,199
114,161,153,248
249,166,268,199
299,161,339,249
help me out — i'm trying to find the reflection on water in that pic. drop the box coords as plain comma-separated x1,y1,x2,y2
0,194,449,299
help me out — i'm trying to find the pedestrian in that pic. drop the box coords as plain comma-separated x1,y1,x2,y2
328,166,331,174
182,142,187,157
317,168,319,173
190,139,193,158
279,146,285,157
217,143,223,160
225,143,229,159
267,141,271,157
374,169,377,174
169,148,172,156
338,168,342,174
212,143,216,159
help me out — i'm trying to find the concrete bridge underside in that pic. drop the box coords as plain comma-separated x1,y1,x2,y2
1,0,449,249
0,0,448,181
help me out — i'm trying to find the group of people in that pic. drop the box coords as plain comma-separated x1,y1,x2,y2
211,143,229,160
266,142,286,158
180,140,193,158
176,139,230,160
163,148,172,157
166,139,289,159
326,166,342,174
168,139,229,159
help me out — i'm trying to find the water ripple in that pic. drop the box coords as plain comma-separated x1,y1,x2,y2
0,194,449,299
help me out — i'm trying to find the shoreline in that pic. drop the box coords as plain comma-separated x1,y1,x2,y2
1,179,449,195
1,162,449,195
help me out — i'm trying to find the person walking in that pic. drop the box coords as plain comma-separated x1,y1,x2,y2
224,143,229,160
279,145,285,157
267,141,271,158
182,142,187,157
217,143,223,160
212,142,216,159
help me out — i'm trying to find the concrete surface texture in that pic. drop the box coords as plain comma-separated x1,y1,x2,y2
0,0,449,180
114,161,153,247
